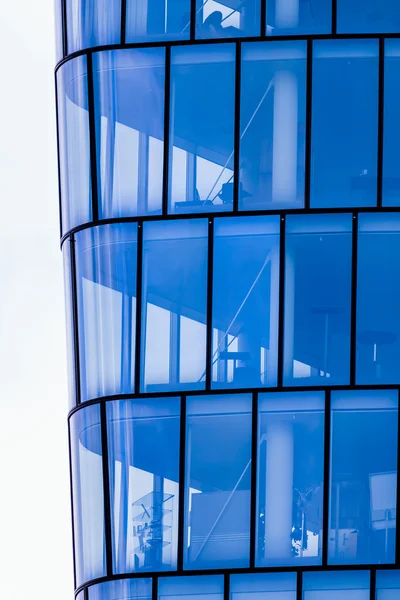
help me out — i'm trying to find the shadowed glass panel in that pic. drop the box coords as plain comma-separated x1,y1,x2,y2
337,0,400,34
195,0,260,39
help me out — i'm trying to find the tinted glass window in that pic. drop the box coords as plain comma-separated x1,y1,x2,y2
231,572,297,599
267,0,331,36
196,0,260,39
383,40,400,207
337,0,400,34
89,578,152,600
159,575,224,600
66,0,121,53
376,571,400,600
126,0,190,43
303,571,370,600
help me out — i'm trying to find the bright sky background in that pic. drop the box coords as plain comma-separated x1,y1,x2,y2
0,2,73,599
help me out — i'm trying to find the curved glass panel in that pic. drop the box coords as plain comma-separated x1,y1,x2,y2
337,0,400,34
169,45,235,215
231,572,297,598
256,392,324,567
240,41,306,212
329,390,398,565
107,398,180,574
283,214,352,386
75,224,138,402
356,214,400,384
141,219,208,393
89,578,152,600
267,0,331,36
383,40,400,207
212,216,280,389
54,0,63,62
376,571,400,600
303,571,370,600
70,404,105,586
93,49,165,220
195,0,260,39
159,575,224,599
126,0,190,43
184,394,252,570
57,56,91,235
66,0,121,53
311,39,379,209
63,239,76,409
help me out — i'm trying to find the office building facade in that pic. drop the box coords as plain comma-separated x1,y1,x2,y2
55,1,400,599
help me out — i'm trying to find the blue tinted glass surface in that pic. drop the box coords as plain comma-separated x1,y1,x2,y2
311,40,379,209
231,572,296,598
126,0,190,42
169,45,235,214
383,41,400,207
329,391,398,565
303,571,370,599
159,575,224,599
283,214,352,386
356,214,400,384
107,398,180,573
196,0,260,39
267,0,331,35
141,219,208,392
93,49,165,220
212,216,280,389
57,56,91,234
54,0,63,61
89,578,152,600
76,592,84,600
337,0,400,34
376,571,400,599
75,224,138,402
240,42,306,211
66,0,121,53
63,239,76,409
257,392,324,567
70,404,105,586
184,394,252,570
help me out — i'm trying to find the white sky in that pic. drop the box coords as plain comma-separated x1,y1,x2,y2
0,2,73,599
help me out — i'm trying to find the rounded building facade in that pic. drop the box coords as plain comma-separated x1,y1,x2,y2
55,1,400,599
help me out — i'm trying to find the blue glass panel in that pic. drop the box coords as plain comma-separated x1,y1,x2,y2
257,392,324,567
169,45,235,215
66,0,121,53
63,239,76,409
57,56,91,235
267,0,331,35
75,224,138,402
107,398,180,573
184,394,252,570
383,41,400,207
376,571,400,600
337,0,400,34
93,49,165,220
195,0,260,39
283,214,352,386
231,572,297,598
329,391,398,565
303,571,370,599
141,219,208,392
356,214,400,384
159,575,224,599
212,216,280,389
89,578,152,600
311,40,379,209
126,0,190,43
70,404,105,586
54,0,63,61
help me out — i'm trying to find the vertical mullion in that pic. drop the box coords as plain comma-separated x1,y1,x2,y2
68,418,77,590
332,0,337,35
162,46,171,216
322,388,332,566
350,213,359,386
134,223,144,395
87,52,99,222
177,395,187,571
100,401,113,576
190,0,196,41
152,576,158,600
297,570,303,600
120,0,127,45
370,569,376,600
304,39,313,210
233,42,242,213
70,235,82,406
277,215,286,388
249,391,258,568
224,573,230,600
260,0,266,37
396,389,400,564
61,0,68,57
84,586,89,600
205,218,215,391
377,37,385,208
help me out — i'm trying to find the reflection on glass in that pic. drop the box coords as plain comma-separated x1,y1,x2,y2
329,391,398,565
159,575,224,600
126,0,190,42
63,240,76,409
212,216,280,389
54,0,63,61
267,0,331,35
75,224,138,402
240,41,306,211
89,578,152,600
66,0,121,53
169,45,235,214
57,56,91,235
383,41,400,207
256,392,324,567
337,0,400,34
311,40,379,209
107,398,180,573
70,404,105,586
303,571,370,600
93,49,165,220
184,394,252,570
283,214,352,386
196,0,260,39
231,572,297,599
376,571,400,600
356,214,400,384
141,219,208,392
